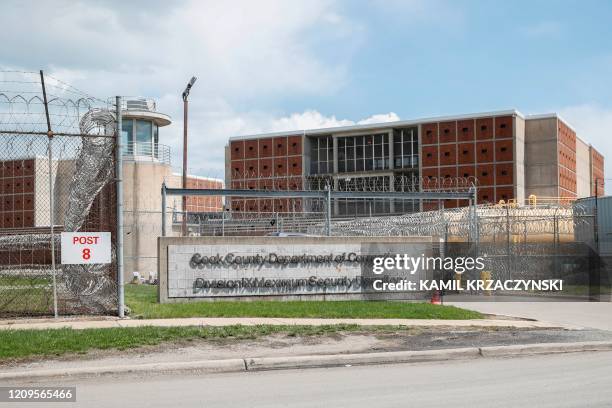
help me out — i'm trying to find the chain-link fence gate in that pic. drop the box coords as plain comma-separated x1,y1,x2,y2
0,71,119,317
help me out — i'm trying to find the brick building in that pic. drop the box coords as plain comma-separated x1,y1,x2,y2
180,174,224,213
225,110,604,216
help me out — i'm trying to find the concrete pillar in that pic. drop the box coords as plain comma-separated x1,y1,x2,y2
388,130,395,213
332,137,339,215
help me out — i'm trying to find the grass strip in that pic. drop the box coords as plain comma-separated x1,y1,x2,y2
0,324,407,361
125,285,482,320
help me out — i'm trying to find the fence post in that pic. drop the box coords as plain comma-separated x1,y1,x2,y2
325,185,332,236
114,96,125,318
40,70,58,319
48,136,58,319
161,182,167,237
222,205,225,236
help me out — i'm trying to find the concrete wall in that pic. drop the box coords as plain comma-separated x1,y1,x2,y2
33,157,59,227
123,161,181,282
525,117,559,198
576,137,591,198
158,236,432,302
514,116,526,205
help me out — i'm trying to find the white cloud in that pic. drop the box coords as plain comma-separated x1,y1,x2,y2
0,0,367,177
269,110,354,132
358,112,400,124
557,104,612,184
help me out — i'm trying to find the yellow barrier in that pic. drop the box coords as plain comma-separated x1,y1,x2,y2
480,271,492,296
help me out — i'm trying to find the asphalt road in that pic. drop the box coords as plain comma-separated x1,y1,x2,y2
15,351,612,408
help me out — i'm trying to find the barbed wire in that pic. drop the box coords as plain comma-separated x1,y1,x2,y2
0,71,109,135
229,170,475,193
0,71,117,316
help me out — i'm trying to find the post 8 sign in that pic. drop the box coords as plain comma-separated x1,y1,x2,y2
60,232,112,264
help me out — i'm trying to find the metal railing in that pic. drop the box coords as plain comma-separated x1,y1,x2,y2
119,97,157,112
123,142,171,165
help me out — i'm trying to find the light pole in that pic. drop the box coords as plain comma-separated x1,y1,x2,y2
182,76,197,236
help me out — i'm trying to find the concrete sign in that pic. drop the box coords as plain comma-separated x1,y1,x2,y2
60,232,112,264
159,236,431,302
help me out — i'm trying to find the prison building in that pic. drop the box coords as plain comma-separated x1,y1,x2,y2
225,110,605,216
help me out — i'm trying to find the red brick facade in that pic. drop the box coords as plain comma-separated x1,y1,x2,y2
0,159,36,228
229,135,303,213
557,119,577,200
421,115,515,207
590,147,605,196
185,177,223,212
0,158,116,268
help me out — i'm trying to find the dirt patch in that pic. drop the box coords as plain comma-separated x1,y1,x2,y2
0,326,543,370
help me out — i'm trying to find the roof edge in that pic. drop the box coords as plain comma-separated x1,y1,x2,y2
230,109,524,141
525,113,577,133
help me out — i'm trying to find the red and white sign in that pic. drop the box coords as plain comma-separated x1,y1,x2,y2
60,232,112,264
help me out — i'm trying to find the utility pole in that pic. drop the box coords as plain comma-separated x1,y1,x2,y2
182,76,197,236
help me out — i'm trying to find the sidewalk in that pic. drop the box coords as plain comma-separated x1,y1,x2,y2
0,316,573,331
446,299,612,331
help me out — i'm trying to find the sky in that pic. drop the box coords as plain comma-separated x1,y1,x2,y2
2,0,612,182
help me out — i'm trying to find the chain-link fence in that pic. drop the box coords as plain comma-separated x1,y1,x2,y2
0,71,118,317
162,185,604,299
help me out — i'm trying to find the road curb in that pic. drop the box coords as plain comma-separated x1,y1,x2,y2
245,347,479,371
479,341,612,357
2,341,612,381
0,358,246,381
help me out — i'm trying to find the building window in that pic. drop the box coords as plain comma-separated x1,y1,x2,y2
135,120,152,145
393,127,417,169
335,132,392,174
122,119,159,158
121,119,134,154
309,136,333,174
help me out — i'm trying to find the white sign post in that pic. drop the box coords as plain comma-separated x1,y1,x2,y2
60,232,112,264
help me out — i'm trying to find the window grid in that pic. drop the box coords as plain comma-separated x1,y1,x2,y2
336,133,389,174
393,128,418,169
